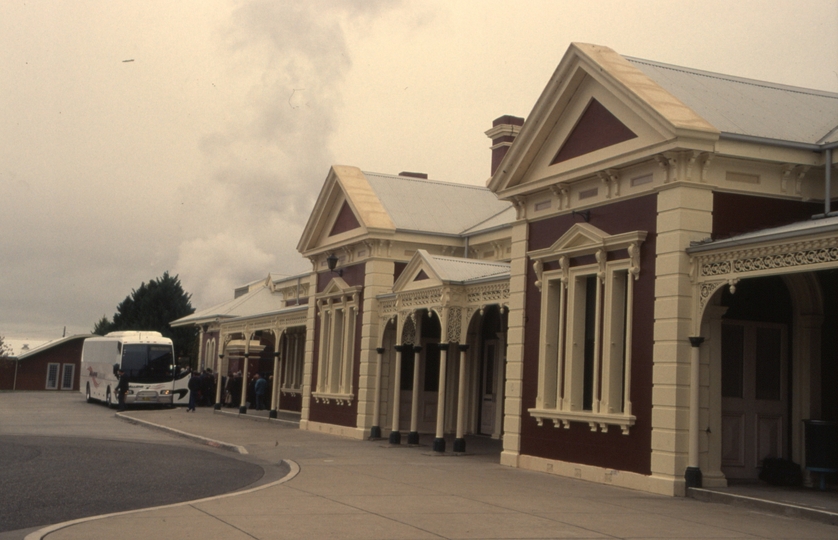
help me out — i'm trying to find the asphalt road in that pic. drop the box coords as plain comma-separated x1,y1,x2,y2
0,392,282,537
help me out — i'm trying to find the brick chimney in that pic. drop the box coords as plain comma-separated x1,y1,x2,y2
485,115,524,176
398,171,428,179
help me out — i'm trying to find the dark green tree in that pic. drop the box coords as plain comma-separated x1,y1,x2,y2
93,272,197,362
92,315,113,336
0,335,11,358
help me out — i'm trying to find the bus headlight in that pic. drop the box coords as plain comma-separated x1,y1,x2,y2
160,389,172,395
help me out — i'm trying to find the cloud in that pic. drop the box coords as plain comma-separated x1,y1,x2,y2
173,0,398,309
174,232,279,306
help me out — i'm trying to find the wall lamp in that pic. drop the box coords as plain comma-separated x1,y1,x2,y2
326,253,343,276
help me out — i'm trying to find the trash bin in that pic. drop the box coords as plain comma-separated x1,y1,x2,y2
803,419,838,490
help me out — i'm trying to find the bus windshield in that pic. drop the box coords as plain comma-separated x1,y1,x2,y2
122,344,174,383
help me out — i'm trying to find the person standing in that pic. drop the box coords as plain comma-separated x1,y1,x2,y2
254,373,268,411
187,371,201,412
115,368,129,412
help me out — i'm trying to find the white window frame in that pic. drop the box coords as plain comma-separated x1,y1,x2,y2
281,328,305,394
205,338,217,371
528,224,644,434
312,288,359,405
45,362,60,390
60,363,75,390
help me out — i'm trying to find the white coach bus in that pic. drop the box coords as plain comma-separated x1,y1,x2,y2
80,331,180,407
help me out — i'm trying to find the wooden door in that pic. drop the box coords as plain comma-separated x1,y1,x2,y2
479,340,500,436
721,321,788,480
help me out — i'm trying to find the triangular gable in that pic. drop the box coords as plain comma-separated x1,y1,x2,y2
392,250,444,293
328,201,362,236
297,166,396,256
550,98,637,165
318,276,353,297
488,43,719,197
528,222,647,261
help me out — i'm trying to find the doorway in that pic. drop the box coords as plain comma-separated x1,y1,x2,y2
479,339,502,436
721,320,788,480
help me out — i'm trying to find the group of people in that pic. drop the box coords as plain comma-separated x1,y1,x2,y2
114,365,273,413
222,371,272,411
186,368,216,412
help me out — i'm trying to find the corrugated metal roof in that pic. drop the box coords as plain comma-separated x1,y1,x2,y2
363,172,515,235
627,57,838,144
687,215,838,253
427,253,510,283
11,334,93,360
171,285,287,326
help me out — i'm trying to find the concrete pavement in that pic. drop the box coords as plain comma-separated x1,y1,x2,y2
27,407,837,539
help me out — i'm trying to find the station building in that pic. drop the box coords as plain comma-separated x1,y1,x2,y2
172,43,838,496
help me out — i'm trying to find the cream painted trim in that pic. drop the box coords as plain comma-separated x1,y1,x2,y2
311,391,354,405
489,42,719,195
301,420,367,440
517,454,684,496
529,222,647,263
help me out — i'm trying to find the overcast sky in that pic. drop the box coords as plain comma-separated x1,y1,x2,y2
2,0,837,342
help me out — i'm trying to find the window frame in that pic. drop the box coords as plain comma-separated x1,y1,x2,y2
60,363,75,390
281,328,305,394
528,224,644,434
45,362,60,390
312,287,360,405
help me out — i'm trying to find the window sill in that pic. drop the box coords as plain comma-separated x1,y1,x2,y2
280,388,302,396
528,408,635,434
312,392,354,405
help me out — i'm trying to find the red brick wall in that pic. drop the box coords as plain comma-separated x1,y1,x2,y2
520,194,657,475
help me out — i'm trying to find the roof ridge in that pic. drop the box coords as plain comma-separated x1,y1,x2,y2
627,57,838,99
459,206,514,234
430,254,510,266
362,171,490,191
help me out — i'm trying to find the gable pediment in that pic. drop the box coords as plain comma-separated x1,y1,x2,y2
317,276,360,299
297,166,396,256
550,98,637,165
392,250,443,293
328,200,362,236
489,43,719,196
528,222,647,261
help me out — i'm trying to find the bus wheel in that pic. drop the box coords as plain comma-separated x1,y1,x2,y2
106,388,114,409
86,383,93,403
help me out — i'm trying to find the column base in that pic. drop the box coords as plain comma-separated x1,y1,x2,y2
407,431,420,445
389,431,401,445
269,410,277,419
369,426,382,439
453,438,466,453
433,437,446,453
213,403,222,411
239,405,247,414
685,466,703,488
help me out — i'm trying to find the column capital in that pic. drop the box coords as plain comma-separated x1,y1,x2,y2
458,344,470,352
689,336,705,348
376,347,386,354
413,346,422,353
437,343,450,352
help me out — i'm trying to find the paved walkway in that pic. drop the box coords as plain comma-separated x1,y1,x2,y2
27,407,837,539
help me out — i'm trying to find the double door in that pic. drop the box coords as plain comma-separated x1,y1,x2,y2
721,321,788,480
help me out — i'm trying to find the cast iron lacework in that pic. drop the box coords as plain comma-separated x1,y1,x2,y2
401,288,443,309
447,307,462,343
466,282,509,304
695,237,838,279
